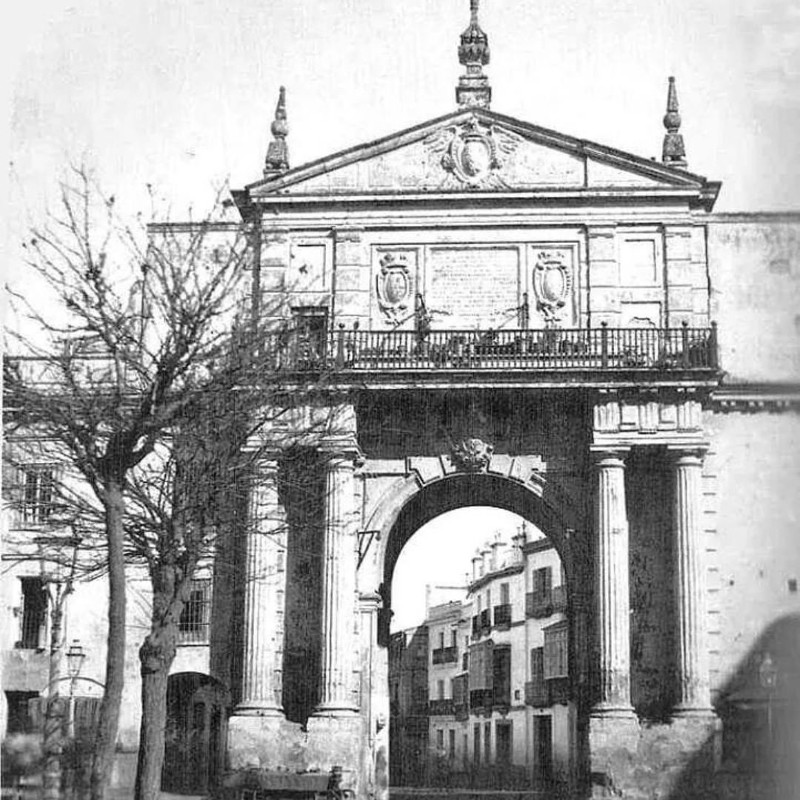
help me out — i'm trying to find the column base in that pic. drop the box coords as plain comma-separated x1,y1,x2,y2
672,701,715,718
590,702,637,719
312,703,359,718
233,702,285,718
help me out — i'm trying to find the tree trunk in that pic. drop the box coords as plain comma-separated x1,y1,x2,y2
91,479,127,800
42,594,64,800
134,594,179,800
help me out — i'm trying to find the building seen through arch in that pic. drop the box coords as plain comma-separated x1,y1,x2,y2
3,2,800,799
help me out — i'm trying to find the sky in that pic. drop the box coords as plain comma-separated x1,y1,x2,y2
5,0,800,243
4,1,799,624
391,507,533,632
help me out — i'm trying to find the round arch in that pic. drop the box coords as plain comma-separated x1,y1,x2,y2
162,671,230,795
367,470,584,617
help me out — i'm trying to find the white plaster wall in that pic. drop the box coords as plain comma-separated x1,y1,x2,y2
708,217,800,384
704,409,800,699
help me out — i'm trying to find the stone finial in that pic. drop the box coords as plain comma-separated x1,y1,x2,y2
662,77,687,169
264,86,289,178
456,0,491,109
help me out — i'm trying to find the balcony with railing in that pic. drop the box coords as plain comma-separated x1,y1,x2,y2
6,323,720,398
526,585,567,619
429,698,455,716
432,646,459,665
493,603,512,630
271,322,719,384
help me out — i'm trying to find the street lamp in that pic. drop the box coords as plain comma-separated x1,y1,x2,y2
758,651,779,771
65,639,86,738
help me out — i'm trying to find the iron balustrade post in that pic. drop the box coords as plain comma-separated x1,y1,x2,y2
336,324,345,369
681,321,690,368
600,322,609,369
709,321,718,369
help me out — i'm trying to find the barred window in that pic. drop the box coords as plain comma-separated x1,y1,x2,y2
543,622,568,679
532,566,552,599
18,577,47,649
22,466,57,525
178,579,211,644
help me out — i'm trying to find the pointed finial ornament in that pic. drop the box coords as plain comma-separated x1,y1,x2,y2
264,86,289,178
456,0,491,109
662,77,687,169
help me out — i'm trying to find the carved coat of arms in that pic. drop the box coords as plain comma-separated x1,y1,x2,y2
450,438,494,472
375,253,412,323
426,117,516,190
533,251,572,324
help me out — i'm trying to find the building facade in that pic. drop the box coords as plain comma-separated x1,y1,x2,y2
4,2,800,799
410,529,574,791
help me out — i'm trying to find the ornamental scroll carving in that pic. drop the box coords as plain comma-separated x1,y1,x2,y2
533,250,572,324
450,438,494,472
375,253,413,324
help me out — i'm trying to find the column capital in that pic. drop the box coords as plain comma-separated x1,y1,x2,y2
667,445,708,466
590,447,630,467
318,435,364,466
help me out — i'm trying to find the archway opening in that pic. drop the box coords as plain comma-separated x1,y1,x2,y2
161,672,230,795
385,493,575,794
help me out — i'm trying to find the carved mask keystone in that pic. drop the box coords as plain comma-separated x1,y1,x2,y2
450,438,494,472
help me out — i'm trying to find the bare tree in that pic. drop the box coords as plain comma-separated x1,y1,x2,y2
5,166,253,800
6,166,347,800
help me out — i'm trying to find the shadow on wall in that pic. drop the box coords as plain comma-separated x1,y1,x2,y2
669,613,800,800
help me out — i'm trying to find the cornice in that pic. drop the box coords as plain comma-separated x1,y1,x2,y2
467,562,524,594
710,383,800,412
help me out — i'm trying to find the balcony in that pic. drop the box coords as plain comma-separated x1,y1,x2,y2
469,689,493,714
493,603,512,630
525,679,549,708
526,586,567,619
432,646,458,665
271,324,719,386
429,698,455,716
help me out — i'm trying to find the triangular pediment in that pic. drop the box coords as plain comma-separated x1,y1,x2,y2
244,108,717,203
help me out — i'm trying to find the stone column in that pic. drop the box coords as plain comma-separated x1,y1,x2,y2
672,449,712,714
592,449,634,716
315,437,361,715
236,457,286,716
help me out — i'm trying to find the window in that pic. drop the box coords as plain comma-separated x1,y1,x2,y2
436,728,444,751
439,631,445,649
473,724,481,765
484,721,491,764
437,679,445,700
178,579,211,644
500,582,510,605
485,589,491,609
5,691,40,734
448,729,456,759
451,630,457,648
18,577,47,649
22,466,57,525
544,623,568,679
532,566,552,598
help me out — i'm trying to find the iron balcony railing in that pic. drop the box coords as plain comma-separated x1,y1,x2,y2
284,322,718,374
428,698,455,716
432,646,459,665
6,324,719,393
493,603,512,629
